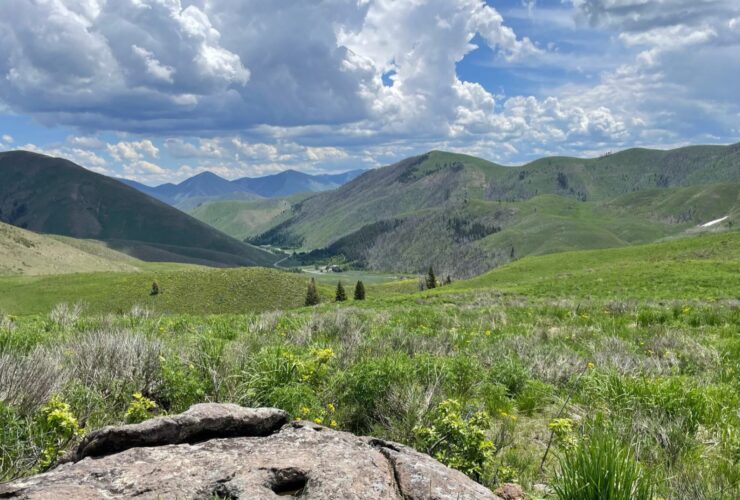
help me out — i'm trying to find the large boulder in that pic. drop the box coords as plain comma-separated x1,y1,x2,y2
1,403,500,500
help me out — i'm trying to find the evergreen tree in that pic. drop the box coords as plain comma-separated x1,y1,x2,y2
335,281,347,302
305,278,320,306
150,281,160,296
444,275,452,285
426,266,437,289
353,280,366,300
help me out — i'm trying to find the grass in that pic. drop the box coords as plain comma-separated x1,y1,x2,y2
456,231,740,300
0,266,333,315
0,222,141,275
0,231,738,498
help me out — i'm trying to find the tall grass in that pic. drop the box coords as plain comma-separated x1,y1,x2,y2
554,428,653,500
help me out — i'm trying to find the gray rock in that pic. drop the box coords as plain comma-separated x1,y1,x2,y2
1,404,500,500
72,403,289,460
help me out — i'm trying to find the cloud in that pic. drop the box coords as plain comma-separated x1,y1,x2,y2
0,0,737,177
17,142,109,173
106,140,159,162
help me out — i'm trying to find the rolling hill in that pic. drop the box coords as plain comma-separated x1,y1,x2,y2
189,194,312,241
0,221,141,275
120,168,365,210
0,266,329,315
0,151,277,268
249,144,740,277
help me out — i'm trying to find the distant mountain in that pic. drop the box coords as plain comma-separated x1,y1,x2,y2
249,144,740,277
0,151,277,267
120,168,366,210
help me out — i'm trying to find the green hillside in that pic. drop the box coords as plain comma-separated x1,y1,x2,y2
248,145,739,277
454,231,740,300
0,222,141,275
0,266,329,315
0,151,277,268
190,195,310,241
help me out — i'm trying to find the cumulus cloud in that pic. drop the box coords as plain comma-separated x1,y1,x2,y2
106,140,159,162
0,0,737,178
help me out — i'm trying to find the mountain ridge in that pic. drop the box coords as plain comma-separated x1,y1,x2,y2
0,151,277,268
119,168,366,209
248,143,740,277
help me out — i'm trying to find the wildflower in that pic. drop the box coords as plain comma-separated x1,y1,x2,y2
587,362,595,370
327,403,336,413
313,417,323,425
330,420,338,428
485,330,492,336
300,406,310,416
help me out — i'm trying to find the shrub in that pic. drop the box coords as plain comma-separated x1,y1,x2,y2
0,348,65,415
516,379,554,416
124,392,157,424
554,428,653,500
490,359,530,397
49,302,84,329
414,399,495,480
34,396,83,471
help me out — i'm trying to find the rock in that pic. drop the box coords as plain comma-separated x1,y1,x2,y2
532,483,551,495
494,482,525,500
1,404,501,500
71,403,289,461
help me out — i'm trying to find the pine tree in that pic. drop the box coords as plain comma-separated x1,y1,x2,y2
150,281,160,296
426,266,437,289
335,281,347,302
305,278,320,306
444,275,452,285
353,280,366,300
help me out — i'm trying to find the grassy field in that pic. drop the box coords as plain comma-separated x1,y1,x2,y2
1,233,738,498
456,231,740,300
0,266,333,315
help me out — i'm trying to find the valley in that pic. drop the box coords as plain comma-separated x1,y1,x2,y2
0,145,738,499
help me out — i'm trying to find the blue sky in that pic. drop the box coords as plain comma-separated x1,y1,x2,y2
0,0,738,185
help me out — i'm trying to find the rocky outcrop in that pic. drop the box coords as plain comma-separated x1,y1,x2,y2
1,403,500,499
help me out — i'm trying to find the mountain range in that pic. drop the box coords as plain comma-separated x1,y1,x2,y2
120,168,365,210
1,144,738,277
0,151,276,267
243,144,740,277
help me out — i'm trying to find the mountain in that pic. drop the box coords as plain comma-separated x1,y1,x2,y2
0,221,141,275
189,194,310,241
249,144,740,277
120,168,366,210
0,151,277,267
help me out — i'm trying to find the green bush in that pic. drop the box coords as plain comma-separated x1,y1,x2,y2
516,379,553,416
124,392,157,424
414,399,495,480
490,359,530,396
33,396,83,471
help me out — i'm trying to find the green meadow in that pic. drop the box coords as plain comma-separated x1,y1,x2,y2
1,232,739,498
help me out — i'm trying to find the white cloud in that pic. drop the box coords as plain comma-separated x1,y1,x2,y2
2,134,13,144
107,140,159,162
0,0,737,176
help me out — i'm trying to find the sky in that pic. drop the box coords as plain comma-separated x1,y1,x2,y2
0,0,738,185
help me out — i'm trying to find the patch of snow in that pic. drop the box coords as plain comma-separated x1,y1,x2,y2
700,215,729,227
